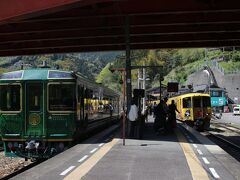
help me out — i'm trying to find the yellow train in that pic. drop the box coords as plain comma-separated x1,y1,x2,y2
167,93,211,130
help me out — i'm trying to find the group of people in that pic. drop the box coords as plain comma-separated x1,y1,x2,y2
153,98,179,134
127,97,179,138
128,98,145,139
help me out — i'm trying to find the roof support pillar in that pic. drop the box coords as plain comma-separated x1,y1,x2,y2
125,15,132,114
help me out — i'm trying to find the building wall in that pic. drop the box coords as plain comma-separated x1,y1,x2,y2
186,67,240,104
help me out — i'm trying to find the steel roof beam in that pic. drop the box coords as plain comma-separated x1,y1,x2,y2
1,30,240,44
13,9,240,23
0,39,239,57
1,32,240,51
1,22,239,36
1,20,240,35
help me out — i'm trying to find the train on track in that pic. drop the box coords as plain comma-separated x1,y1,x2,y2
147,92,211,130
0,68,119,160
167,93,212,130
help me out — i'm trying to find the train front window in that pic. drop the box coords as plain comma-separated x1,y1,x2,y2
48,84,76,111
193,97,201,108
203,96,211,107
0,85,21,111
183,97,191,108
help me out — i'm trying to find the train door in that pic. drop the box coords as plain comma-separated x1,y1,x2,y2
192,96,203,119
25,82,44,136
182,97,192,121
77,85,85,122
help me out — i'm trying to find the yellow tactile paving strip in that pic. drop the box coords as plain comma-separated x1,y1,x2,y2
64,138,119,180
175,128,209,180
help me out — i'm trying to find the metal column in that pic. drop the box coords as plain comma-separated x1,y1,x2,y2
125,15,132,113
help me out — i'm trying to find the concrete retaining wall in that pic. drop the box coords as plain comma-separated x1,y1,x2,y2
186,67,240,104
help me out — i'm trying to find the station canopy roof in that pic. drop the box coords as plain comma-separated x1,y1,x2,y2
0,0,240,56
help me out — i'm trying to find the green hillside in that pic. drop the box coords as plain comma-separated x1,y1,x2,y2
0,48,239,93
0,52,122,80
96,48,240,92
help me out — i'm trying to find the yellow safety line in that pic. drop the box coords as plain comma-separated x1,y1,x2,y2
175,128,209,180
64,138,119,180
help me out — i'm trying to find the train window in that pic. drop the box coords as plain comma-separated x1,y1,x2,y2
0,85,21,111
27,84,41,111
48,84,76,111
0,71,23,80
48,71,73,79
193,97,201,108
203,96,211,107
183,97,191,108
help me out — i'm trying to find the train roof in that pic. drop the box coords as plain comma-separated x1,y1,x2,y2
0,69,119,98
169,92,210,99
0,69,75,81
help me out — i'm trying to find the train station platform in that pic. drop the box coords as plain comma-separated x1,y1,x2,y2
11,116,240,180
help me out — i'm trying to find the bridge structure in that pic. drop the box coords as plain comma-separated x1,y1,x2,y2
1,0,240,110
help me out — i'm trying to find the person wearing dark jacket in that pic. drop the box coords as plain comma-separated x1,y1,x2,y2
168,100,180,130
154,100,167,133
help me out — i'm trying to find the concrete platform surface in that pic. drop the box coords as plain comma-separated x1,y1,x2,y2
11,116,240,180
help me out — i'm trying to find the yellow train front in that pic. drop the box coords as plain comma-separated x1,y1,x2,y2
168,93,212,130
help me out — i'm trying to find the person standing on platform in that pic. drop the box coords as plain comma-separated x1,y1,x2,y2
153,101,160,132
168,100,180,130
109,103,113,116
162,97,169,132
128,100,138,138
154,100,167,133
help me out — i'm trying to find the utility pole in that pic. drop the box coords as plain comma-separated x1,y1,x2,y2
109,67,126,146
159,73,164,100
125,15,132,115
137,69,141,89
142,66,146,113
160,75,162,100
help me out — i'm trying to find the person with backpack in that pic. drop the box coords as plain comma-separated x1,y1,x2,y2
128,99,138,138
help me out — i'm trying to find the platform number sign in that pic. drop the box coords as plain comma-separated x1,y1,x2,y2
167,82,178,92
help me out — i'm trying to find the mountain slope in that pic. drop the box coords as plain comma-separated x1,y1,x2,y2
0,52,123,80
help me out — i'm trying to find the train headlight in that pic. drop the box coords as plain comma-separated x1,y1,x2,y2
185,110,190,117
7,142,13,149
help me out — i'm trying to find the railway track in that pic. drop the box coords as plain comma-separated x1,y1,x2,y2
206,121,240,162
0,161,42,180
211,121,240,134
205,132,240,162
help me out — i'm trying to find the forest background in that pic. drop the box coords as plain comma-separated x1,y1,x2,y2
0,48,239,93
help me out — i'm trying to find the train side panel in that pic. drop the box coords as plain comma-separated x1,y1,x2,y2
0,69,119,160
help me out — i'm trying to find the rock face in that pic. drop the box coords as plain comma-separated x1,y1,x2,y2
186,67,240,104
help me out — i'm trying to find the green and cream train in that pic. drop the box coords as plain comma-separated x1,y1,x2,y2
0,68,119,160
